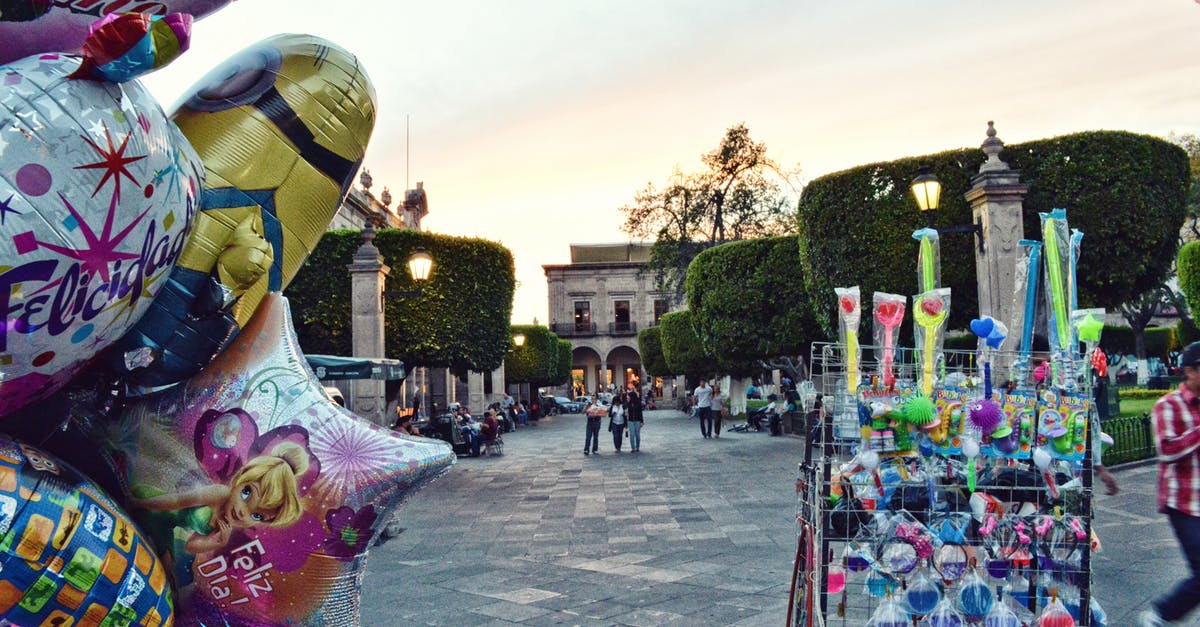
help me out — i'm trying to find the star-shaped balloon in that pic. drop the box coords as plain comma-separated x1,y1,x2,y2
104,293,454,626
1075,312,1104,343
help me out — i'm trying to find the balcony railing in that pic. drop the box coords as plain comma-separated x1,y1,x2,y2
552,322,597,337
608,321,638,335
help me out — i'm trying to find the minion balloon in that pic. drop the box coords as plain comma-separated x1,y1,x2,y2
107,34,376,389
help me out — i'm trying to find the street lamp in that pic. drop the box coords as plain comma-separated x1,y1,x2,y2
911,166,986,254
383,247,434,299
513,333,526,347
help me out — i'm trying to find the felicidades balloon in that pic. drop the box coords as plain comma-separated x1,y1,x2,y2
0,434,174,626
107,34,377,389
105,294,454,626
0,51,203,417
0,0,232,65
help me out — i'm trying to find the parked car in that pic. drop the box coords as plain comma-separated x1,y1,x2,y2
553,396,584,414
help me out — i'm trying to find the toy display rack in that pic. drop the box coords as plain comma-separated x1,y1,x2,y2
791,341,1100,627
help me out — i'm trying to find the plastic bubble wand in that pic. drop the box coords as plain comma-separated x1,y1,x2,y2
1043,216,1076,389
914,292,948,397
837,288,862,394
874,296,906,388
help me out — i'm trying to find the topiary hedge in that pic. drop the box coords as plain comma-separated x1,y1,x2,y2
286,229,515,373
659,310,713,377
506,324,557,384
554,339,573,387
1099,325,1178,359
798,131,1189,337
1179,241,1200,318
686,235,828,376
637,326,673,376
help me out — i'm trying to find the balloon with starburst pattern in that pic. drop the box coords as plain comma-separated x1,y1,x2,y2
0,50,203,417
103,293,455,625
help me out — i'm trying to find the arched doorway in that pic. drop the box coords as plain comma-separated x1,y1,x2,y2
606,345,642,393
572,346,602,398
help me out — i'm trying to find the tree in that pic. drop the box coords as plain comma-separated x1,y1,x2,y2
286,229,516,374
1167,132,1200,242
553,339,573,387
620,124,800,304
658,310,713,377
637,326,673,377
686,236,827,379
505,325,562,387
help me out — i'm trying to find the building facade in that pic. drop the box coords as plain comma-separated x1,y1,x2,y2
543,243,677,398
331,170,429,231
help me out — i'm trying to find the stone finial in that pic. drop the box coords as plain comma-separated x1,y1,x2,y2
380,187,392,207
359,168,373,191
355,223,380,260
979,121,1009,173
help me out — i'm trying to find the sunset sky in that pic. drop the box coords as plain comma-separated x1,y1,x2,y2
143,0,1200,326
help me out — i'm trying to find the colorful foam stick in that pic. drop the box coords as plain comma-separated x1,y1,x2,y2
1013,240,1043,388
860,449,884,495
914,288,950,397
913,228,941,293
836,287,862,394
963,437,980,492
873,292,907,388
1042,211,1076,389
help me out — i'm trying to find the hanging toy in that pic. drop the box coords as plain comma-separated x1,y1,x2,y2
836,287,863,394
963,437,980,492
1034,447,1060,500
1038,591,1077,627
868,596,911,627
826,561,846,595
958,570,995,618
874,292,907,388
914,288,950,396
982,590,1020,627
861,449,885,495
906,396,938,428
968,398,1004,435
906,568,942,615
922,598,965,627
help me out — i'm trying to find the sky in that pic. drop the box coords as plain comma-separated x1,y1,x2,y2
141,0,1200,326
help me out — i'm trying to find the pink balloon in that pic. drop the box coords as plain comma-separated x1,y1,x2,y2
0,0,232,65
0,52,203,417
105,293,455,625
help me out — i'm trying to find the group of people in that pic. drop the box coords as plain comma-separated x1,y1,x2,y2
583,388,645,454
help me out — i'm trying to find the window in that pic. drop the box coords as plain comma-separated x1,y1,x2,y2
614,300,630,332
653,299,668,324
574,301,591,332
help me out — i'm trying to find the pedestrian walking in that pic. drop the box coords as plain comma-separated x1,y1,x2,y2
711,386,725,438
693,379,714,439
1142,341,1200,626
609,394,627,451
583,400,602,455
627,388,644,452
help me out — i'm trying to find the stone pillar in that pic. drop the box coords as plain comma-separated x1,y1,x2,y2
963,122,1028,378
347,226,390,425
466,370,486,414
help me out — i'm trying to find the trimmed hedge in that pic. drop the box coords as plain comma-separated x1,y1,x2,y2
1119,388,1173,400
659,310,713,377
1099,325,1178,359
554,339,573,386
685,235,828,376
286,229,515,373
1180,241,1200,319
506,325,557,384
637,326,673,376
798,131,1189,337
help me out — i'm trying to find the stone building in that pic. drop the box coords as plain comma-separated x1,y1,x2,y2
331,169,428,231
543,243,678,399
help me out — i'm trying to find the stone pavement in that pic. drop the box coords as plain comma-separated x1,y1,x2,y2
361,409,1193,626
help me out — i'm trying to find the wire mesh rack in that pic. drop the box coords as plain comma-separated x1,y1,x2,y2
790,342,1102,627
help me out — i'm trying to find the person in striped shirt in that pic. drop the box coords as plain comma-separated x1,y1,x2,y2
1143,342,1200,627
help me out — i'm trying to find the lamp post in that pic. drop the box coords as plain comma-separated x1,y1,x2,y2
510,332,527,405
382,246,434,420
383,247,433,299
911,166,986,254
